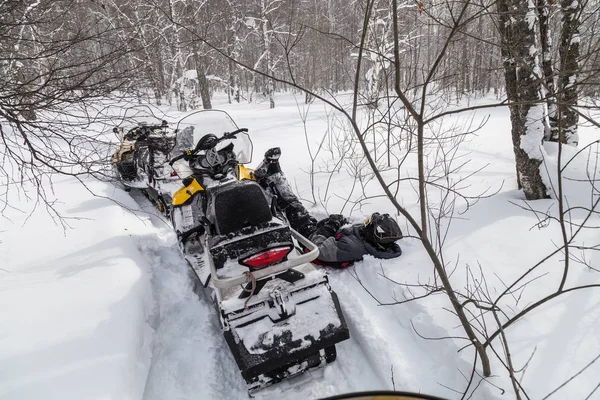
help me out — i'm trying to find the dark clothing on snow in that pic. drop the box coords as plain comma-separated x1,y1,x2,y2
255,158,402,266
311,225,402,266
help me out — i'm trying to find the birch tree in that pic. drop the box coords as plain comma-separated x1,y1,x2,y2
363,2,395,109
536,0,558,137
220,0,246,103
556,0,581,145
497,0,549,199
245,0,283,108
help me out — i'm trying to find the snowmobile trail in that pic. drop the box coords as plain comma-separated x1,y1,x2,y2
128,192,390,399
130,191,248,399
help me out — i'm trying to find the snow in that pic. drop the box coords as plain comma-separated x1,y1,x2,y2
179,70,224,82
521,103,546,161
182,69,196,80
235,284,341,355
565,74,577,89
525,0,537,31
0,177,154,400
2,92,600,400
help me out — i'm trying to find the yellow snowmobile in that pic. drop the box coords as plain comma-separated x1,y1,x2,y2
167,110,350,393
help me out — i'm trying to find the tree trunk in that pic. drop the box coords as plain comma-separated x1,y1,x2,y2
178,86,187,112
227,58,233,104
194,51,212,110
267,78,275,109
537,0,557,139
557,0,580,146
498,0,549,199
254,0,276,108
234,70,240,103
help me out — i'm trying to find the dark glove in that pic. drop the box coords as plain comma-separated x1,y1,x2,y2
254,147,282,182
315,214,348,238
264,147,281,163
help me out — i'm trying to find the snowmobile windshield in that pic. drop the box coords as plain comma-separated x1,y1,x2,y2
175,110,253,164
112,104,171,141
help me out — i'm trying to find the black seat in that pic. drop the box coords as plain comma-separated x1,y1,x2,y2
206,180,273,236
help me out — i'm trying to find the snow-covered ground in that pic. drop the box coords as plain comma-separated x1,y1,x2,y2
0,178,154,400
1,92,599,400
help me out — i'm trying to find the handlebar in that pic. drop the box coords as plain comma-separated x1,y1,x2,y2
168,128,248,166
225,128,248,138
169,151,189,166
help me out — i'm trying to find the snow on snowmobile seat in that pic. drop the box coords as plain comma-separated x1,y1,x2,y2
206,180,272,236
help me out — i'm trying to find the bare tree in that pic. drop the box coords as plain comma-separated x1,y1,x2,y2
0,0,145,217
3,0,600,397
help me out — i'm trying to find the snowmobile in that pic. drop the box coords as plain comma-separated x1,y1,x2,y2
112,120,178,215
167,110,350,393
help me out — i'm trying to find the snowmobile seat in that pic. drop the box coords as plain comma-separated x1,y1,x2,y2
205,180,273,236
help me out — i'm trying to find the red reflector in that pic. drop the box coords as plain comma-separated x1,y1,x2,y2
170,170,178,177
241,246,292,269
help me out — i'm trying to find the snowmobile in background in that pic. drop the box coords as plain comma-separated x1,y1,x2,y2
112,120,177,215
167,110,350,393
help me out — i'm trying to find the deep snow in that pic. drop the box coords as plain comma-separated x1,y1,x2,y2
0,178,153,400
1,92,599,400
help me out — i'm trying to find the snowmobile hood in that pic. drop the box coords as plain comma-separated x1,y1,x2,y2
172,177,204,206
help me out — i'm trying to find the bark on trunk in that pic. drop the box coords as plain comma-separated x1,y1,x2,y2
234,71,240,103
194,52,212,110
498,0,549,199
557,0,580,146
227,58,233,104
260,0,275,109
537,0,557,139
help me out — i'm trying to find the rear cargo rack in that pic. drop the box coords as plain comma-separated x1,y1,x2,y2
208,228,319,291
